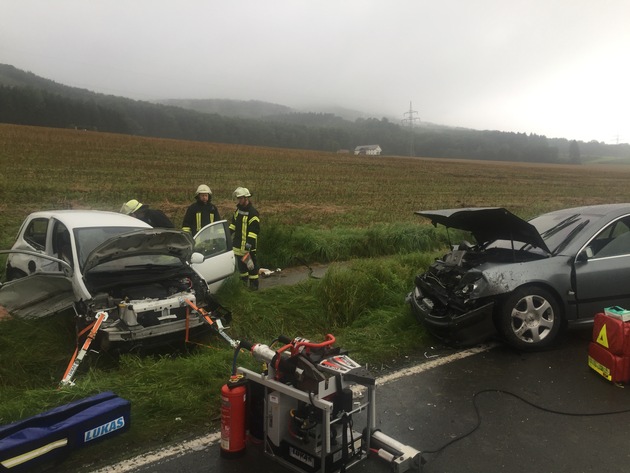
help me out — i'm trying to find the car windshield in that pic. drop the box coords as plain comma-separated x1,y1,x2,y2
87,254,183,272
73,226,144,270
529,213,588,254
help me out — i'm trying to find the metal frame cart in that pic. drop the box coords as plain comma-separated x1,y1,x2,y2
233,334,421,473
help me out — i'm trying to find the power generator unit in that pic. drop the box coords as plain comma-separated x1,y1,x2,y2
229,334,421,473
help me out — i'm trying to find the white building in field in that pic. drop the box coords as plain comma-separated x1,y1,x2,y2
354,144,382,156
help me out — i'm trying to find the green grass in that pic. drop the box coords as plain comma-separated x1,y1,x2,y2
3,123,630,470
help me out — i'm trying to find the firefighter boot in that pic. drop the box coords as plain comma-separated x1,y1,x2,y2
249,278,259,291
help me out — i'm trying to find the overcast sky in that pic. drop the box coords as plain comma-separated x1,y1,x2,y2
2,1,629,143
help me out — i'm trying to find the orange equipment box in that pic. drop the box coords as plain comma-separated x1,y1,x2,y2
588,341,630,383
592,312,630,356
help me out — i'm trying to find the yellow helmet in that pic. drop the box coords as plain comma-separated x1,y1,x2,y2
233,187,251,198
120,199,143,215
195,184,212,196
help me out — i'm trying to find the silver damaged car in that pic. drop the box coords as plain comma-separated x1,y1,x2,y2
407,204,630,350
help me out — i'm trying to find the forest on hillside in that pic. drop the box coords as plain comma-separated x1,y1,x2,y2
1,64,629,163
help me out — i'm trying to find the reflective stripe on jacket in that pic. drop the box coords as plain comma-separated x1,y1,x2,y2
182,201,220,234
229,203,259,256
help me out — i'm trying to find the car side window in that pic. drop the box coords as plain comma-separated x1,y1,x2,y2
52,222,73,269
23,218,49,250
194,223,228,258
591,219,630,258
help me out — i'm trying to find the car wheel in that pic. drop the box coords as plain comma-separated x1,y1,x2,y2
498,286,562,350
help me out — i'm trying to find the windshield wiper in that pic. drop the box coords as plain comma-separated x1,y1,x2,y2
552,220,589,254
539,214,581,239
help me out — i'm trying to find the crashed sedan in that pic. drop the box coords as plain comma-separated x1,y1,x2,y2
407,204,630,350
0,210,235,349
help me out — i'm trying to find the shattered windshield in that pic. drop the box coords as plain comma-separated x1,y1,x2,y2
529,213,588,254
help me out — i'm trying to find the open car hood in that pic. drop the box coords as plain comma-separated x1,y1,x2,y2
416,207,551,253
83,229,195,273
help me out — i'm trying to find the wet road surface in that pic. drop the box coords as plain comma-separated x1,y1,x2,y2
94,325,630,473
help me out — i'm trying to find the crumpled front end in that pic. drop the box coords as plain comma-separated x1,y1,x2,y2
407,260,499,346
99,292,204,347
407,285,496,346
75,269,214,350
76,289,206,351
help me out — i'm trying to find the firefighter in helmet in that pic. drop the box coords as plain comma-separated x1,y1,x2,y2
182,184,221,234
229,187,260,290
120,199,174,228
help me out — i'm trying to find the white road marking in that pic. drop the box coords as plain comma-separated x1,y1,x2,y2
89,344,494,472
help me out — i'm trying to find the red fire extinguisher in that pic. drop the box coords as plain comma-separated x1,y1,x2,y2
220,374,247,458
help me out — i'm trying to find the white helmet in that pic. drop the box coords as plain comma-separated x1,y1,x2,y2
120,199,143,215
195,184,212,196
233,187,251,198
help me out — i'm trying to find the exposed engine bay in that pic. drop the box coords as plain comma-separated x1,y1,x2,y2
75,271,215,349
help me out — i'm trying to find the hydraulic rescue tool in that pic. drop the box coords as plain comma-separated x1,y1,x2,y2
59,311,109,387
58,298,234,387
223,333,422,473
182,298,239,348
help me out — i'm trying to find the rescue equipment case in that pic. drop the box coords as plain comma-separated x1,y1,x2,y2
0,391,130,472
588,311,630,383
592,312,630,356
588,341,630,383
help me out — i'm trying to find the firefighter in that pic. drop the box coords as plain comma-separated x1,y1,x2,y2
182,184,221,234
120,199,174,228
229,187,260,290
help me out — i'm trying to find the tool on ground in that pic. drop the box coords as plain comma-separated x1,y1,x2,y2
222,333,422,472
59,296,234,387
59,311,108,387
183,298,239,348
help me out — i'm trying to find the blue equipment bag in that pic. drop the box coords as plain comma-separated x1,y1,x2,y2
0,391,130,472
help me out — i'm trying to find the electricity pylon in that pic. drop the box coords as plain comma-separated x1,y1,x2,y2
401,101,421,156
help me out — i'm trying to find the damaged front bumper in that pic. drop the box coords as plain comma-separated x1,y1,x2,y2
100,316,206,345
407,286,497,346
88,293,208,349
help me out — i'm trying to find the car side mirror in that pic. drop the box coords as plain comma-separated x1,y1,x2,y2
577,247,593,262
191,252,205,264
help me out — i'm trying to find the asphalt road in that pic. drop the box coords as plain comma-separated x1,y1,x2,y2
92,325,630,473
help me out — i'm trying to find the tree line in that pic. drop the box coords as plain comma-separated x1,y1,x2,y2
1,65,629,163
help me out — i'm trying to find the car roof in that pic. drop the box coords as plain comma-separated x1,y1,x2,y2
540,203,630,219
25,210,152,229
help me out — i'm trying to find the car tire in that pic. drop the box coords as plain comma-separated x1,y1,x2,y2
498,285,562,350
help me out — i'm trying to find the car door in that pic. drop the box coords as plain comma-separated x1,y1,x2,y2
0,252,75,318
191,220,236,293
574,217,630,317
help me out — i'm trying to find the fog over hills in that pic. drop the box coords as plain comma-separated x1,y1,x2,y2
2,63,630,165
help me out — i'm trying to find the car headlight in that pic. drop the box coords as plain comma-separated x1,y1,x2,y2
457,275,487,298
